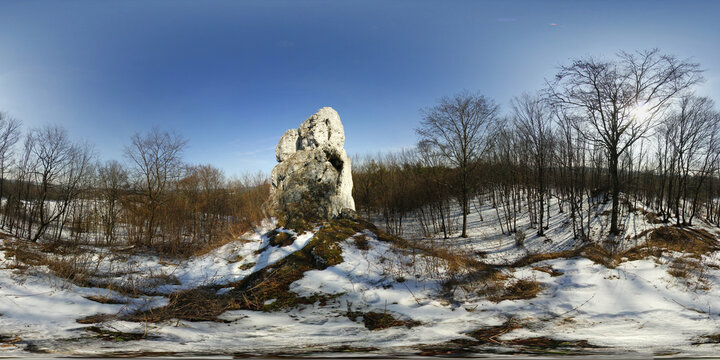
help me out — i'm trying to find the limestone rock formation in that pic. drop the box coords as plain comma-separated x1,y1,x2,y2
270,107,355,223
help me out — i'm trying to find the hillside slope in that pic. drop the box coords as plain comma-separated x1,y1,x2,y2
1,204,720,356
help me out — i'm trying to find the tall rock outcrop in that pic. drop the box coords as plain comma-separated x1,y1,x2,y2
270,107,355,224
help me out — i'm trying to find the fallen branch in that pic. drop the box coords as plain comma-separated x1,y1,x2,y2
546,294,595,320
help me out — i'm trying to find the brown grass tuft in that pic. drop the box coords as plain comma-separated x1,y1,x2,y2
346,311,421,330
76,313,117,324
505,337,596,349
623,226,719,261
267,230,296,247
83,295,126,305
467,321,522,344
531,265,563,277
488,279,543,303
352,234,370,250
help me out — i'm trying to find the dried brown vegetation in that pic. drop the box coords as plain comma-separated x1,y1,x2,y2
346,311,421,330
128,219,365,323
623,226,719,260
488,278,543,303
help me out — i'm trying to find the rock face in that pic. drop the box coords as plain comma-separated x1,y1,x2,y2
270,107,355,223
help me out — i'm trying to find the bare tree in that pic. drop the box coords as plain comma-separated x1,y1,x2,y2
23,126,94,242
513,93,554,236
550,49,702,235
417,91,499,238
0,113,21,208
98,160,128,244
124,128,188,247
661,95,719,225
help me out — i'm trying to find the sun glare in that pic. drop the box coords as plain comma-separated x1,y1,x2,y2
630,102,651,122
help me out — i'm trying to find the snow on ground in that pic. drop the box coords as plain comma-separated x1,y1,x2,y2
162,226,315,292
395,195,663,265
0,220,323,354
2,197,720,356
495,255,720,350
51,220,316,296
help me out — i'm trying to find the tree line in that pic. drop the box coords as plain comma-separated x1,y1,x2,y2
1,48,712,252
0,119,269,257
353,49,716,241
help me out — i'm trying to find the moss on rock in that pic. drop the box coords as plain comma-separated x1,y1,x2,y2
129,219,363,322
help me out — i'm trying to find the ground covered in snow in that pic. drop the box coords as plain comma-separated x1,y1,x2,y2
2,199,720,357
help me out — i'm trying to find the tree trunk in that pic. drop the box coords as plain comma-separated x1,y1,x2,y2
609,153,620,236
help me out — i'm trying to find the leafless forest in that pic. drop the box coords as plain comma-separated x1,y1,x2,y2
353,50,718,241
0,50,716,258
0,122,269,257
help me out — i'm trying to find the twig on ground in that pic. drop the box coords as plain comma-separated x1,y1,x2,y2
546,294,595,320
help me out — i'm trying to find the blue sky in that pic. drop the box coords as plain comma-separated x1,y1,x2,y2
0,0,718,176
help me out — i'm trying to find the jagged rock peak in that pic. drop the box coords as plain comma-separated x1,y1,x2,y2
270,107,355,224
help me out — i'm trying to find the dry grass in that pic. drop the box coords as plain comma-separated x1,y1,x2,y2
84,326,149,342
76,313,117,324
191,234,248,258
139,287,240,322
511,249,578,268
267,230,296,247
693,333,720,345
431,319,599,352
532,265,563,277
623,226,719,261
346,310,421,330
510,226,719,274
128,218,359,323
421,245,489,273
505,337,596,349
666,256,711,291
44,255,98,288
650,226,717,254
351,234,370,250
239,262,255,270
639,209,666,224
3,237,102,288
83,295,125,305
487,278,543,303
466,320,522,344
511,243,613,268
